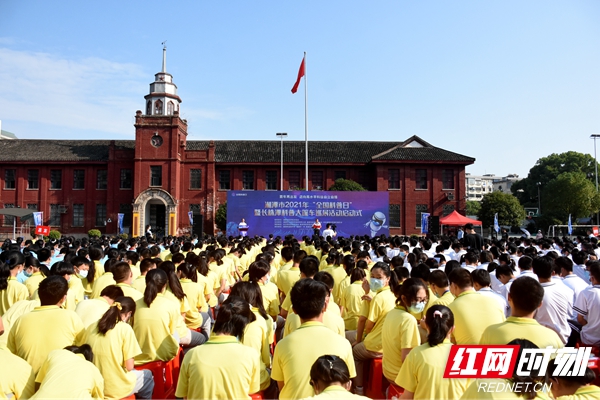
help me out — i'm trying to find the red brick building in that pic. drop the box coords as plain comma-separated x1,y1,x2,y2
0,54,475,237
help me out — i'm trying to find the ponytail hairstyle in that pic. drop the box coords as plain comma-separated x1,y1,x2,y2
195,253,209,277
425,305,454,347
214,296,255,340
230,281,269,320
326,250,342,266
25,255,41,272
396,277,428,308
158,261,186,301
144,269,168,307
64,344,94,363
349,266,366,283
98,296,136,335
309,355,351,391
208,249,223,266
498,253,515,270
1,250,25,272
0,260,8,291
371,262,399,292
256,251,274,266
248,260,270,283
342,254,356,273
177,262,198,282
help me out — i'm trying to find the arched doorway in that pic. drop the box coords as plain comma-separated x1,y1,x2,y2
132,189,177,238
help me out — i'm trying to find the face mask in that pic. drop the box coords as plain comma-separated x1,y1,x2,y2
584,270,591,283
264,274,271,284
370,278,385,292
24,269,33,277
409,301,426,314
78,270,89,279
398,251,406,258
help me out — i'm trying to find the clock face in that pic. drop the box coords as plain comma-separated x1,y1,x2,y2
151,135,163,147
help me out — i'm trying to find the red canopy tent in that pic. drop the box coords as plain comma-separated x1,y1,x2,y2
439,211,482,226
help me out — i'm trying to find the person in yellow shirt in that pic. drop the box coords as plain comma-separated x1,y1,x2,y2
31,345,104,399
280,247,295,271
547,362,600,400
89,246,105,279
113,262,143,302
7,275,85,374
0,298,40,350
133,269,181,365
83,296,154,399
0,347,35,399
277,257,302,300
272,278,356,400
175,296,261,400
347,262,399,394
382,278,425,383
90,258,119,299
340,267,366,331
447,268,505,345
75,285,124,329
249,260,283,340
396,305,469,399
132,258,157,294
323,252,348,304
24,256,45,298
426,270,455,309
0,250,28,316
480,276,564,349
177,262,211,331
72,256,96,297
301,355,370,400
208,249,228,300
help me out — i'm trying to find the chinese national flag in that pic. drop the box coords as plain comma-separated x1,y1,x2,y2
291,56,305,94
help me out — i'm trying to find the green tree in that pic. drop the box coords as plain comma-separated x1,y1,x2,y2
479,191,526,227
512,151,598,207
542,172,600,223
465,201,481,217
88,229,101,238
328,178,366,191
215,202,227,232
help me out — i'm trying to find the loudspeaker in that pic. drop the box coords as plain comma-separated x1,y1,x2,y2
429,216,440,235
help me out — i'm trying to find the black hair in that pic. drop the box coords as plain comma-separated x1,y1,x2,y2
396,277,428,308
89,246,103,261
230,281,269,320
144,269,168,307
158,261,186,301
2,250,25,272
590,261,600,282
299,256,320,278
290,278,329,320
371,262,399,292
215,296,255,340
349,266,366,283
36,248,52,263
248,260,270,283
471,269,491,287
98,296,136,335
177,262,197,282
342,255,355,273
509,277,544,313
64,344,94,363
314,271,334,291
428,270,449,288
309,355,351,388
112,262,132,283
411,264,431,282
99,285,124,300
531,256,553,280
425,305,454,347
444,260,460,276
38,275,69,306
518,256,533,271
448,268,473,289
495,265,515,279
50,261,75,277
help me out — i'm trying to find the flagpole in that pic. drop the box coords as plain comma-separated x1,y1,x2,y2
304,51,308,190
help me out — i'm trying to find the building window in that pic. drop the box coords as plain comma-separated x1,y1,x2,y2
388,169,400,189
389,204,401,228
72,204,84,227
167,101,174,115
154,99,163,115
442,169,454,190
150,166,162,187
190,169,202,189
415,169,428,190
119,204,132,227
73,170,85,190
120,169,132,189
49,204,61,227
96,204,107,226
443,204,455,216
146,101,151,115
289,171,301,190
219,170,231,190
97,170,107,190
416,204,428,228
3,204,14,226
27,204,38,211
242,170,254,190
334,171,346,181
312,171,323,191
266,171,278,190
358,170,370,190
27,170,39,190
4,169,15,189
50,170,62,190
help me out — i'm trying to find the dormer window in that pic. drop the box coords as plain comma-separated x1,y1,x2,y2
167,101,174,115
146,100,152,115
155,99,163,115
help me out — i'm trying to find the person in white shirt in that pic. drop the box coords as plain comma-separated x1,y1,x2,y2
448,242,465,262
572,262,600,346
557,257,590,300
461,252,478,273
571,251,590,283
322,224,336,240
532,256,573,344
516,256,538,281
496,265,516,301
472,269,510,317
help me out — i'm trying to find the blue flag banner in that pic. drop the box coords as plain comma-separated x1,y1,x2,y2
33,212,43,226
568,214,573,235
494,213,500,233
421,213,430,234
117,213,124,234
188,211,194,225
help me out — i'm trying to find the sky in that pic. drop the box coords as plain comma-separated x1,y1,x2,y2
1,1,599,179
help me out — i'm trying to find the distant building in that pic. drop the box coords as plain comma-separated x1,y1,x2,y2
466,173,521,201
492,174,520,193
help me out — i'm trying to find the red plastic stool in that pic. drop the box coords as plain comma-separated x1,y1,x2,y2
250,392,264,400
120,395,136,400
386,383,404,400
135,357,177,399
365,357,385,399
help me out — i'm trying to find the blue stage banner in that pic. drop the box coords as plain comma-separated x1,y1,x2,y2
226,191,389,238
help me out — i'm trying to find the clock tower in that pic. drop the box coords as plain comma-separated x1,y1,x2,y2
132,45,188,237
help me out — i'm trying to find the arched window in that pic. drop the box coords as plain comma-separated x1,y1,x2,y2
154,99,163,115
146,100,152,115
167,101,174,115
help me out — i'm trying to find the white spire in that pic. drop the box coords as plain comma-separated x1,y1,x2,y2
161,41,167,73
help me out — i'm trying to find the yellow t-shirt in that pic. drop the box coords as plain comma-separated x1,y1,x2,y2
83,321,142,399
272,321,356,400
448,290,505,345
323,265,347,304
396,340,469,400
32,349,104,400
258,281,280,318
90,272,116,299
75,297,111,329
363,286,396,353
277,267,301,296
0,277,28,316
198,273,217,308
175,334,261,399
131,275,147,294
69,275,86,305
556,385,600,400
25,272,45,298
133,294,180,365
280,260,294,272
340,281,365,331
299,385,371,400
479,316,564,349
116,283,143,302
382,306,421,381
180,278,208,314
208,261,228,290
427,290,455,311
0,348,35,399
460,378,552,399
242,309,271,390
163,289,192,335
284,308,345,338
0,298,39,350
7,305,84,374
